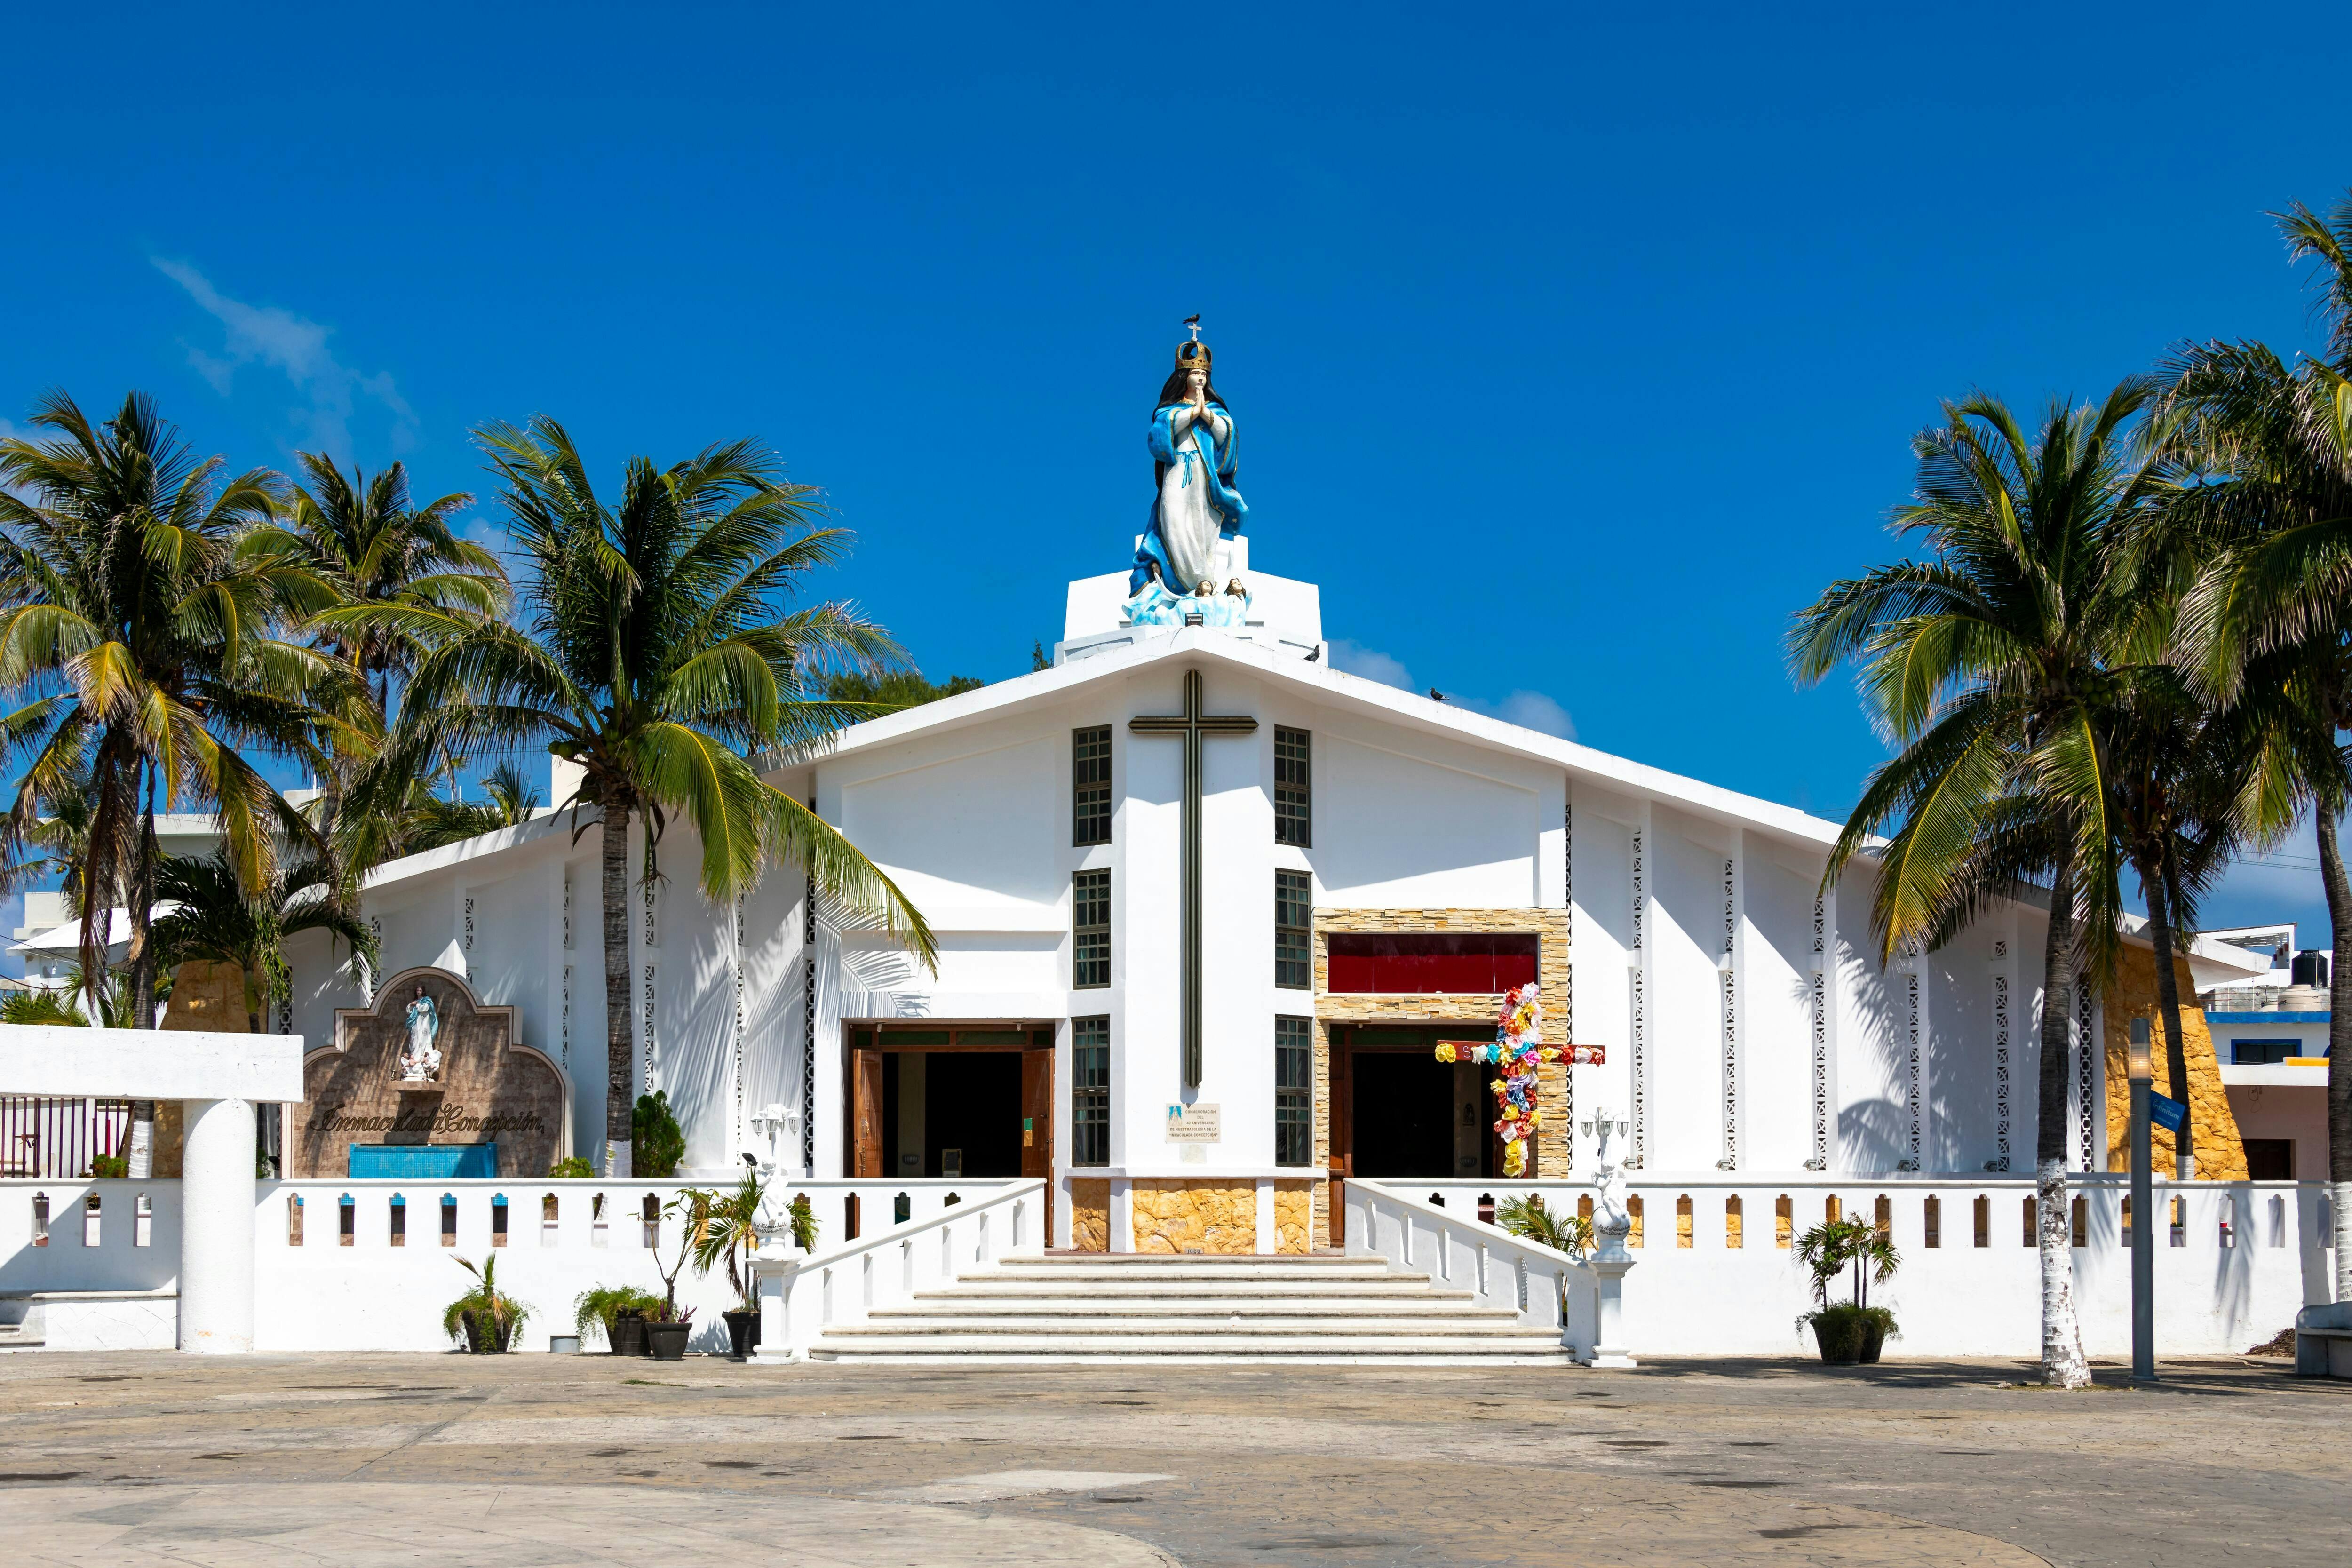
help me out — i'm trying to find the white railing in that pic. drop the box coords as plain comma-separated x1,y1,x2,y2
1344,1178,1587,1348
1409,1174,2334,1358
2,1175,1018,1353
750,1178,1047,1362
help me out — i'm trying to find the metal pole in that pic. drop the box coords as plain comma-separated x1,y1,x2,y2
2130,1017,2155,1384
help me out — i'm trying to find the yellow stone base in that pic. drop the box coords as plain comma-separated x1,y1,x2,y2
1273,1180,1313,1254
2102,947,2249,1180
1131,1180,1255,1254
1070,1179,1109,1253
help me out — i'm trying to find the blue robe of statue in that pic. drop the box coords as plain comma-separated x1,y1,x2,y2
1131,400,1247,596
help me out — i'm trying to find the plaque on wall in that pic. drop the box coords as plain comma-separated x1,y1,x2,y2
1165,1102,1221,1143
291,967,570,1179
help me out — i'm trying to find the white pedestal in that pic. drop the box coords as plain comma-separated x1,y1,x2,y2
1582,1240,1636,1369
178,1096,256,1353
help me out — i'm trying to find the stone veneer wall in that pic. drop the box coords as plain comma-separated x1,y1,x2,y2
2102,946,2248,1180
150,961,254,1177
1310,907,1573,1247
1131,1179,1256,1254
1272,1180,1313,1254
1070,1178,1109,1252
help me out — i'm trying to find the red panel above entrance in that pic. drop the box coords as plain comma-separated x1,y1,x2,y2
1326,932,1539,994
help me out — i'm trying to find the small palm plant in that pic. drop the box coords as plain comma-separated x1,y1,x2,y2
442,1253,532,1353
689,1171,767,1311
1794,1217,1900,1362
1494,1194,1591,1322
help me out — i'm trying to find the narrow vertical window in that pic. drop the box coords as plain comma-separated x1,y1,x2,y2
1073,1016,1110,1167
1275,1017,1311,1167
1275,870,1311,989
1073,869,1111,987
1073,725,1112,846
1274,727,1311,846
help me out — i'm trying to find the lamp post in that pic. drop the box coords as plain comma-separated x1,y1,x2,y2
2129,1017,2155,1384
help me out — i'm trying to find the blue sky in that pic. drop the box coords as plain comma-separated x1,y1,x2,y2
4,3,2348,951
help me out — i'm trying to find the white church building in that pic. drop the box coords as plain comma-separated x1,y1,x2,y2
278,531,2268,1258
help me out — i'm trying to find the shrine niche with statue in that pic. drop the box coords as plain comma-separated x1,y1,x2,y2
290,967,570,1179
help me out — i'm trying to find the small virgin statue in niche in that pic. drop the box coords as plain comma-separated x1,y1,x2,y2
397,985,443,1082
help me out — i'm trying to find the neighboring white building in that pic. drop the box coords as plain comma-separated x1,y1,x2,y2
270,520,2246,1252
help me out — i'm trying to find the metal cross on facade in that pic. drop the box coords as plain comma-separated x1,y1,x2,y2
1129,667,1258,1089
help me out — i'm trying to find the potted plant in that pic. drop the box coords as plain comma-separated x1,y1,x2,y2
690,1172,820,1360
645,1305,695,1360
633,1090,686,1178
1794,1216,1899,1364
573,1284,666,1355
442,1254,532,1353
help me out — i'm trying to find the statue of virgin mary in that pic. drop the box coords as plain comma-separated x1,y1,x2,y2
1130,338,1248,597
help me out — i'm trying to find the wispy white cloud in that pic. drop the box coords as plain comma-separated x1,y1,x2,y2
152,257,416,459
1492,690,1576,740
1328,638,1417,692
1324,639,1575,738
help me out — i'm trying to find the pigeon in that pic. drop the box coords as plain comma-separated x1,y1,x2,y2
1183,313,1200,328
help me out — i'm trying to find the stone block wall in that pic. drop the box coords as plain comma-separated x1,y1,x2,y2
2102,946,2248,1180
1273,1180,1313,1254
1309,907,1573,1246
1070,1178,1109,1252
1131,1179,1255,1254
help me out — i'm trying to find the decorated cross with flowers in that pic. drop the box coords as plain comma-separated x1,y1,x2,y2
1436,983,1606,1178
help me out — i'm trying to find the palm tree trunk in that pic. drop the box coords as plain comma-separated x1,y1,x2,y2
601,796,635,1179
2036,834,2091,1388
2141,860,2194,1178
123,762,162,1178
2315,806,2352,1303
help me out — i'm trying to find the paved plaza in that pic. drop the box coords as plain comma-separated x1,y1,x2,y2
0,1351,2343,1566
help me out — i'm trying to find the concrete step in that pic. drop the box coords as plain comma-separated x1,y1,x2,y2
837,1317,1545,1337
872,1297,1510,1319
813,1333,1570,1360
921,1279,1464,1300
988,1263,1418,1282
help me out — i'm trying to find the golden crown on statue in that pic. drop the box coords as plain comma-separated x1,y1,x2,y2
1174,340,1211,373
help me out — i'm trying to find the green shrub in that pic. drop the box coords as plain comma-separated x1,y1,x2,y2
547,1156,595,1178
573,1283,667,1346
632,1090,685,1177
87,1154,127,1178
442,1254,532,1350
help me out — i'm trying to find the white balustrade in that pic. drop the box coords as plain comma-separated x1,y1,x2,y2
1406,1174,2331,1357
749,1178,1045,1363
1344,1178,1586,1349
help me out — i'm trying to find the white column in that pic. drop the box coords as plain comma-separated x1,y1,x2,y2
1629,799,1652,1169
1719,828,1743,1171
1110,1177,1134,1253
1989,923,2015,1173
1808,884,1836,1172
178,1096,256,1353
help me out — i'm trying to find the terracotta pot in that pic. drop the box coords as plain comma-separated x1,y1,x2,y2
610,1312,648,1357
645,1320,691,1361
723,1307,761,1361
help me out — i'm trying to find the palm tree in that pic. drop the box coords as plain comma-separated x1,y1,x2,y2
151,850,376,1033
1791,381,2157,1389
373,416,935,1177
0,391,354,1174
2161,189,2352,1290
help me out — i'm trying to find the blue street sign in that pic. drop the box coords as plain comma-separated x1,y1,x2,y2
2149,1093,2187,1134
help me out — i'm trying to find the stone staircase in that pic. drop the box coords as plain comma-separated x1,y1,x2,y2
809,1252,1575,1364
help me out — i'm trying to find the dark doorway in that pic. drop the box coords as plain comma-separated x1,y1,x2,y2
2243,1138,2294,1181
1350,1049,1460,1179
883,1051,1024,1178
